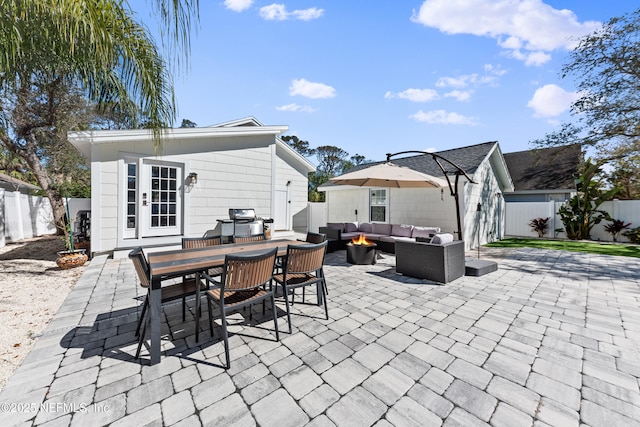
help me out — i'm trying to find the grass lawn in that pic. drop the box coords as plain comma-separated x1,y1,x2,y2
486,238,640,258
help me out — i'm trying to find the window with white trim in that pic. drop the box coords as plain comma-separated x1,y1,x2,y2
369,189,387,222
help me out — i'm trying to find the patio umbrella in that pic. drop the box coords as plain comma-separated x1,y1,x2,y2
329,162,447,188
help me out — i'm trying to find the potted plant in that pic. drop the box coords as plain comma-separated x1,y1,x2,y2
55,198,88,269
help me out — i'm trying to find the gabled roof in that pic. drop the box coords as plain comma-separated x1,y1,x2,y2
0,172,40,192
503,144,582,191
68,117,315,172
321,141,512,190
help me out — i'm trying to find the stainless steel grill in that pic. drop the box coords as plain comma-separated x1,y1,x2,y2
217,208,273,239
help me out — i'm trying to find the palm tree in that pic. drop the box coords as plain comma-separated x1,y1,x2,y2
0,0,198,233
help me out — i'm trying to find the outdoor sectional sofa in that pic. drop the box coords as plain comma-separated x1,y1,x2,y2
319,222,442,254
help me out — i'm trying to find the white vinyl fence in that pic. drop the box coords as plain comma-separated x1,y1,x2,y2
0,190,90,249
0,189,56,247
505,199,640,242
307,202,327,234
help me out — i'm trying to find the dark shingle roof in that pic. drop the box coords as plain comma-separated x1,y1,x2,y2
503,144,582,191
324,141,498,187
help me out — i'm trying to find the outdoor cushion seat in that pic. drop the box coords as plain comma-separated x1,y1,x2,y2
412,226,441,239
465,259,498,276
379,235,414,243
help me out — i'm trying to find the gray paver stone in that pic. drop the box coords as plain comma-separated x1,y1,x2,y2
299,384,340,418
446,358,493,390
251,388,309,427
126,376,173,414
281,365,323,400
526,373,580,411
191,373,235,410
321,359,371,395
442,407,488,427
241,375,281,405
161,390,195,426
489,402,533,427
199,393,255,427
407,383,454,418
326,386,387,427
420,367,454,395
70,393,126,427
534,397,579,427
362,366,414,406
110,403,162,427
385,396,442,427
352,342,395,372
444,379,497,422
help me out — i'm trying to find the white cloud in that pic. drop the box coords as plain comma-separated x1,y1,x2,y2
527,84,581,117
224,0,253,12
260,4,287,20
276,103,317,112
260,4,324,21
385,88,439,102
444,90,472,102
289,79,336,99
291,8,324,21
410,110,479,125
411,0,601,66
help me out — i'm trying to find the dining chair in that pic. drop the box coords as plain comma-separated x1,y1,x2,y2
272,240,328,334
203,248,279,369
232,233,266,244
129,247,206,358
182,236,225,277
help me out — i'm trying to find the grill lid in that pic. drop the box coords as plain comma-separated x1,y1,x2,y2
229,208,256,220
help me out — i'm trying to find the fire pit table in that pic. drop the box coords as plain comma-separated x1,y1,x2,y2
346,237,377,265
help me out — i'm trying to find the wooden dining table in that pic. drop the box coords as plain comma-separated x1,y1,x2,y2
145,239,299,365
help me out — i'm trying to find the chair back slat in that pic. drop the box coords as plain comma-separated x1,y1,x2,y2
223,248,277,291
129,247,150,288
182,236,222,249
305,232,327,244
285,241,328,274
233,234,266,244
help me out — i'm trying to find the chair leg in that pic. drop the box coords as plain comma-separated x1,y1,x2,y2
321,280,329,320
283,284,293,334
182,296,186,321
221,309,230,369
135,296,149,338
271,294,279,342
136,314,148,358
207,298,215,337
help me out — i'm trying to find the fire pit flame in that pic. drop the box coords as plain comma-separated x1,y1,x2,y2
351,234,373,246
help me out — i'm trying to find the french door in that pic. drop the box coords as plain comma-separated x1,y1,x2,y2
124,158,183,239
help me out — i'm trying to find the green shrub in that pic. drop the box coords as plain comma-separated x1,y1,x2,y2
623,227,640,244
529,217,550,238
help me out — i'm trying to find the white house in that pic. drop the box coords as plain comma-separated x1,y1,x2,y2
68,117,315,255
319,142,514,250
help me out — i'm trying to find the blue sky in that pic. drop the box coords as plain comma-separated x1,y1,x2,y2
133,1,635,162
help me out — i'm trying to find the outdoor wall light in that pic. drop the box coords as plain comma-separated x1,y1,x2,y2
188,172,198,185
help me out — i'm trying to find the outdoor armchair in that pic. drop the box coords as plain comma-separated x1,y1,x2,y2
129,247,206,359
395,239,465,284
272,240,329,334
202,248,279,369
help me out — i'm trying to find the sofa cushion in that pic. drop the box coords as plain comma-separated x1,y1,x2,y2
344,222,359,232
431,233,454,244
379,235,414,243
372,223,392,235
358,223,373,233
341,232,360,241
326,222,345,231
412,226,441,239
391,224,413,237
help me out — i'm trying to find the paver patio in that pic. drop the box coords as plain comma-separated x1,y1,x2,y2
0,247,639,426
